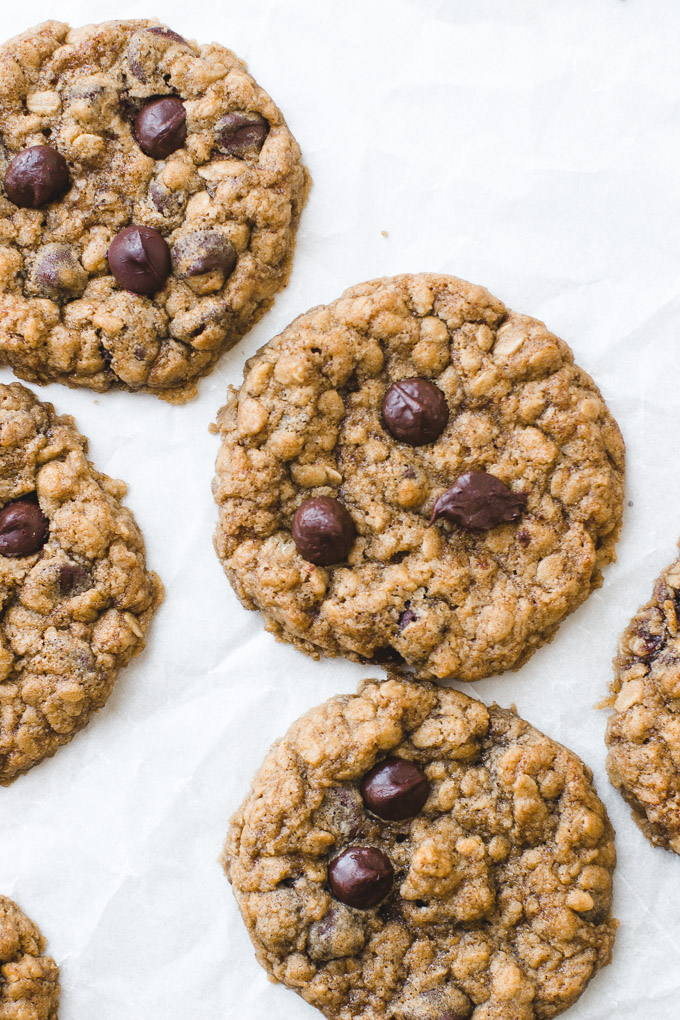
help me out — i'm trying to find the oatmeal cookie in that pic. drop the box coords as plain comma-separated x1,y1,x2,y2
0,19,309,401
606,545,680,853
213,273,625,681
0,382,162,783
224,676,617,1020
0,896,59,1018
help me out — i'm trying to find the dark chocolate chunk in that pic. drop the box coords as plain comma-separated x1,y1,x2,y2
107,225,171,295
328,847,393,909
134,96,187,159
58,563,91,598
291,496,355,566
361,757,430,821
382,378,449,445
215,111,269,158
0,496,49,557
430,471,526,530
4,145,69,208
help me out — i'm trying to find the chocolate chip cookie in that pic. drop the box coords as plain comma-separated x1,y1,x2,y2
224,675,617,1020
605,545,680,853
0,20,309,401
213,273,625,681
0,896,59,1018
0,382,162,783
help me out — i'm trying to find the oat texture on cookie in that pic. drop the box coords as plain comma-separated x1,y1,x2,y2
213,273,625,681
0,382,162,783
606,544,680,854
0,19,309,400
0,896,59,1019
224,676,617,1020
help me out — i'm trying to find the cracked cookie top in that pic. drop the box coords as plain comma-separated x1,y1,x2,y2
0,382,162,783
0,19,309,401
0,896,59,1019
224,676,617,1020
606,545,680,853
213,273,625,681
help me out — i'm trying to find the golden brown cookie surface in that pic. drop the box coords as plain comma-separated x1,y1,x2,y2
224,676,617,1020
0,382,162,783
0,896,59,1019
0,20,309,400
606,546,680,853
213,273,625,680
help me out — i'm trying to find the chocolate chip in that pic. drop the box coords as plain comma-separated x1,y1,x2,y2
430,471,526,530
398,605,417,630
292,497,355,566
134,97,187,159
215,111,269,158
328,847,393,909
146,26,187,44
361,757,430,821
382,378,449,445
172,231,237,279
58,564,91,598
369,646,405,666
32,244,88,298
0,496,49,557
107,225,171,294
4,145,70,208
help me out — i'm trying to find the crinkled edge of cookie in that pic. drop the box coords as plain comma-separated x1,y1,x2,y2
0,382,163,783
606,545,680,854
0,895,59,1019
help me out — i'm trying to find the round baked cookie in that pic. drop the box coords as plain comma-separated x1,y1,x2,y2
0,382,163,783
605,544,680,854
224,676,617,1020
0,20,309,401
0,896,59,1018
212,273,625,681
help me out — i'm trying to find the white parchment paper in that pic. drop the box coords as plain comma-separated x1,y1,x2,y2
0,0,678,1016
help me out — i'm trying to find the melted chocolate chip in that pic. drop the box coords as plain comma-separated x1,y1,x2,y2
172,231,237,279
134,96,187,159
4,145,69,208
292,497,355,566
361,757,430,821
328,847,393,909
146,26,187,44
58,564,91,598
215,111,270,158
430,471,526,530
32,244,88,298
107,225,171,294
382,378,449,445
0,496,49,557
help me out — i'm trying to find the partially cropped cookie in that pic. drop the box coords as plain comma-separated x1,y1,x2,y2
606,545,680,853
0,382,162,783
224,676,617,1020
213,273,625,681
0,896,59,1018
0,20,309,401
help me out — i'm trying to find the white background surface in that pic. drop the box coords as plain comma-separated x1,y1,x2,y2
0,0,678,1016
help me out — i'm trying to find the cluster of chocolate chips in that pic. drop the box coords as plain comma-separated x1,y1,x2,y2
0,495,49,557
2,72,270,299
327,757,429,910
290,373,527,567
